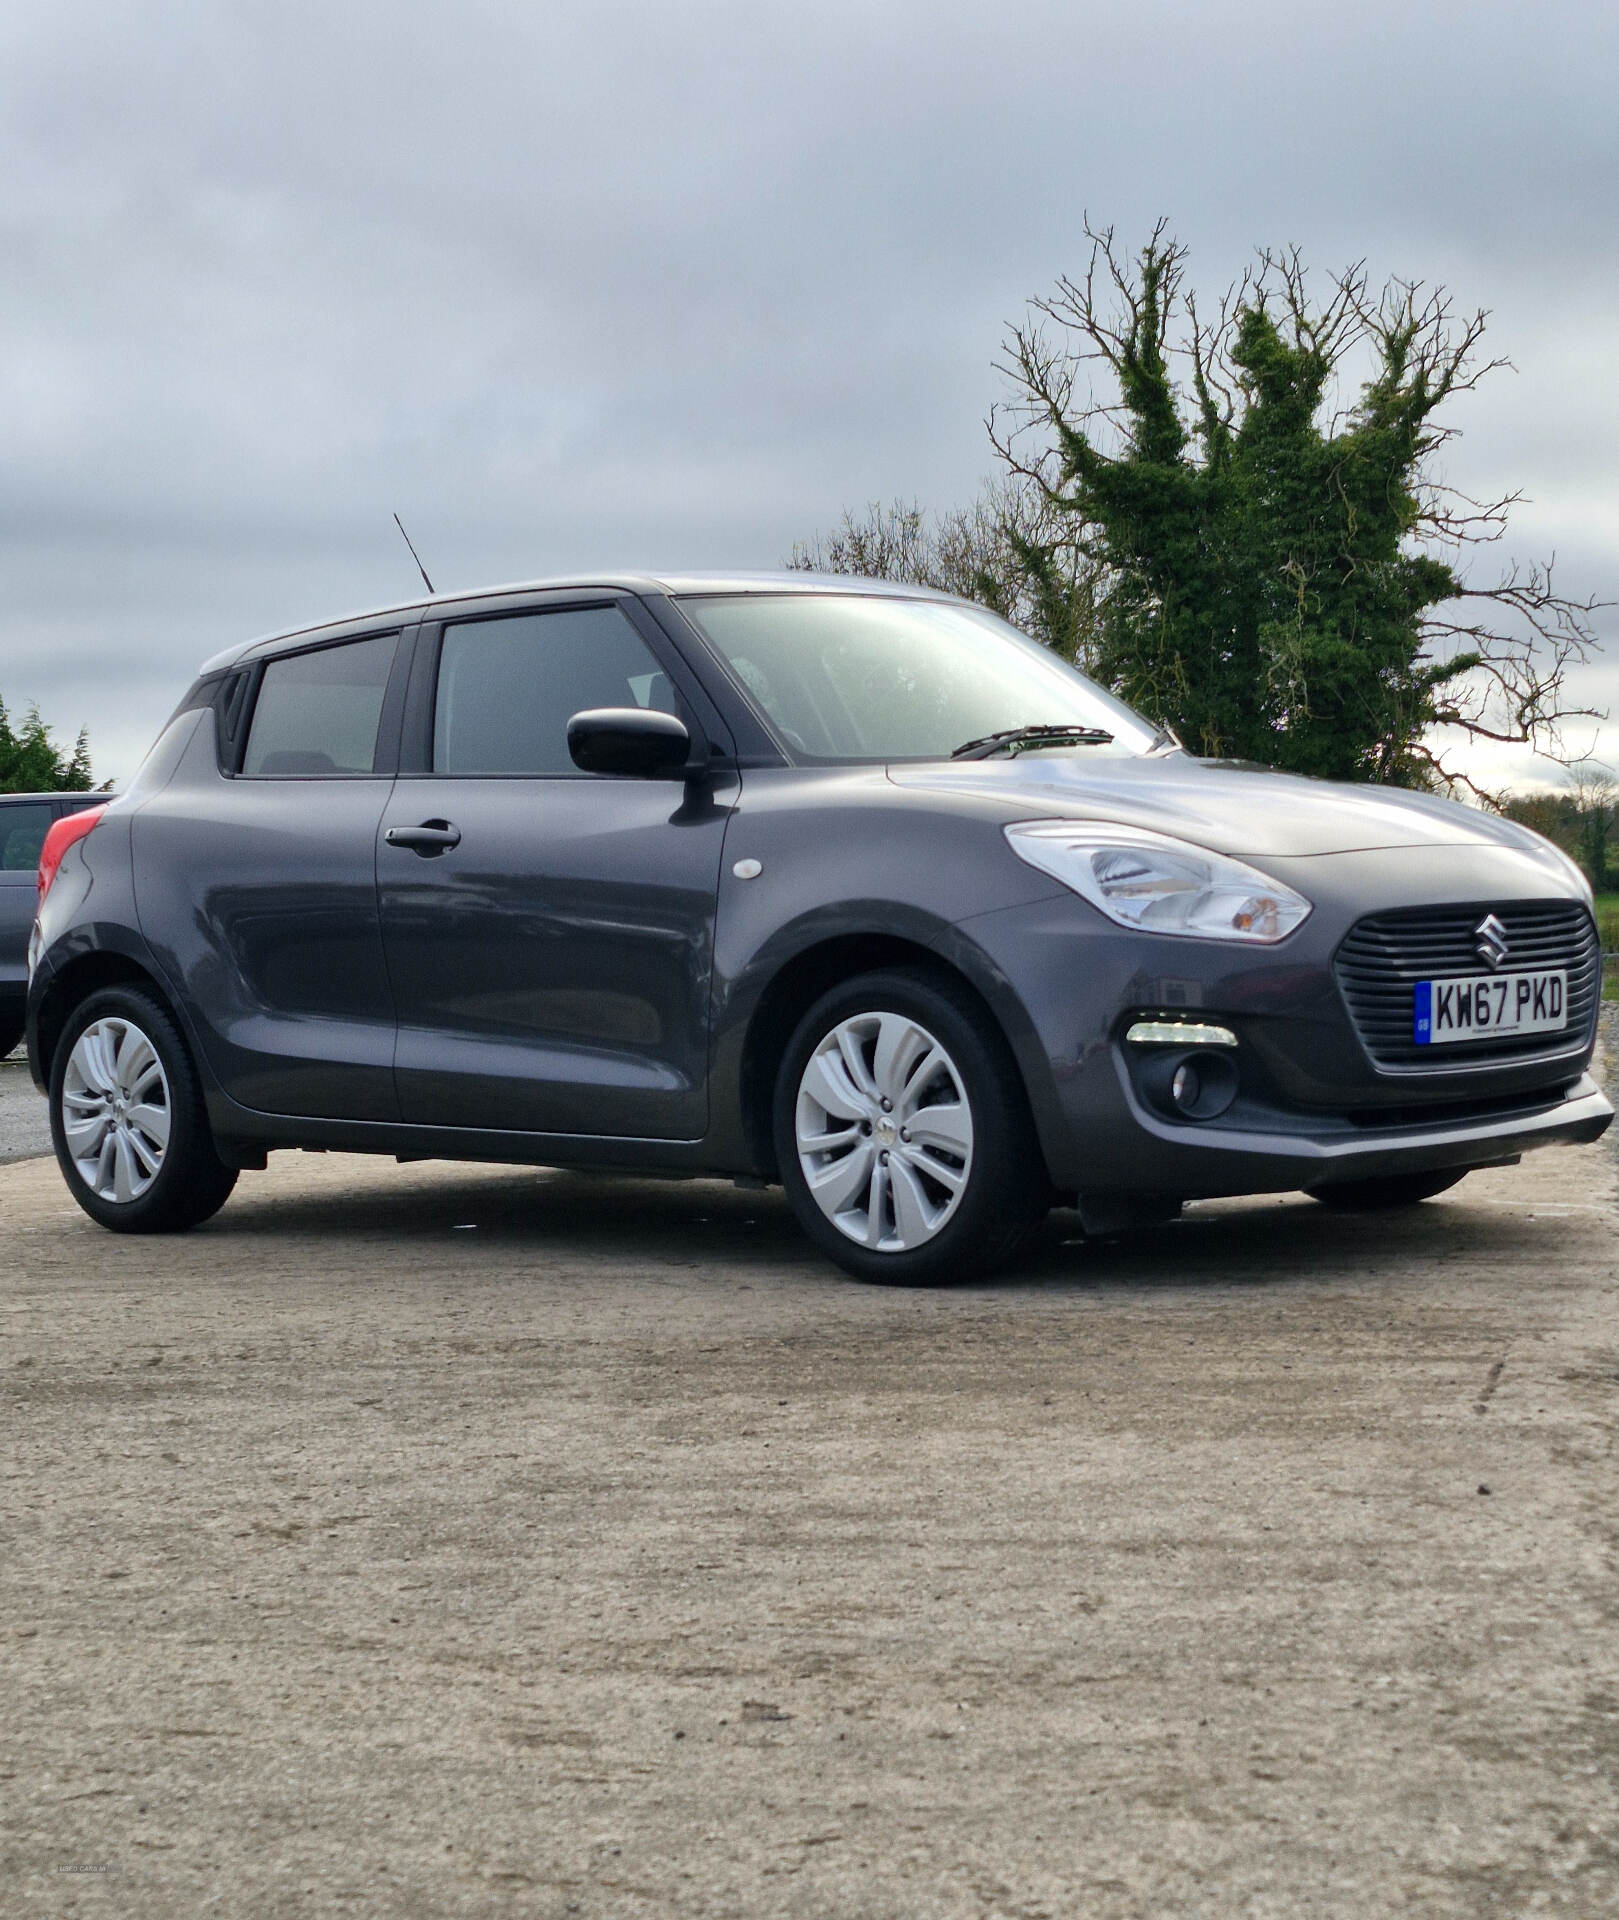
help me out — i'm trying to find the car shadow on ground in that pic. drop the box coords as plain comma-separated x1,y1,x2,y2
202,1155,1583,1297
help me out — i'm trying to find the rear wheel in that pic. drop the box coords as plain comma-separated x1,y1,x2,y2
774,969,1045,1285
49,986,237,1233
1308,1168,1468,1211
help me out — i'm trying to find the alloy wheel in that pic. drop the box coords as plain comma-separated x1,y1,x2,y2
794,1010,975,1251
59,1016,172,1204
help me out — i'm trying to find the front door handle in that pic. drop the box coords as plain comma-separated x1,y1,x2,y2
385,820,461,856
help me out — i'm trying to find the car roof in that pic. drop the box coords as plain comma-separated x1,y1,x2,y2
198,571,960,674
0,791,109,804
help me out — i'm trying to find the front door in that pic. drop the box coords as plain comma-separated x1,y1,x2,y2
378,600,735,1139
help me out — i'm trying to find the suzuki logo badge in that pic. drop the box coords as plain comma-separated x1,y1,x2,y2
1474,913,1510,970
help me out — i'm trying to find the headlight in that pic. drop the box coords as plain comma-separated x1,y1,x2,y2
1005,821,1312,942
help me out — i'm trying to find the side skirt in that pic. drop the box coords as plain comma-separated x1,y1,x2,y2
204,1090,751,1179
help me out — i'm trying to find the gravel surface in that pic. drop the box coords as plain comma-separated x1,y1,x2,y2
0,1052,48,1164
3,1022,1616,1916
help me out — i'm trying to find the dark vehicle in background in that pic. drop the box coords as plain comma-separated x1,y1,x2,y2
1,793,109,1059
24,575,1612,1283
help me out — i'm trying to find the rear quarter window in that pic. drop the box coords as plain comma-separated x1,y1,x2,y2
242,633,398,777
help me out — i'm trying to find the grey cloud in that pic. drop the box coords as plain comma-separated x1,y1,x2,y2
1,0,1614,782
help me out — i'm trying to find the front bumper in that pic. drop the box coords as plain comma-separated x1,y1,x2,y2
946,851,1612,1200
1102,1066,1610,1199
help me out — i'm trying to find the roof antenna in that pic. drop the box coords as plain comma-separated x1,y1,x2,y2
392,512,436,595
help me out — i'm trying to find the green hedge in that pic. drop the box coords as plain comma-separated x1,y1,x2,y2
1597,897,1618,1003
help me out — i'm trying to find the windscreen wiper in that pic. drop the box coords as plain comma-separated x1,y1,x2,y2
950,723,1115,760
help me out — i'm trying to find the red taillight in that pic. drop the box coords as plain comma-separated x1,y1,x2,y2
37,805,107,905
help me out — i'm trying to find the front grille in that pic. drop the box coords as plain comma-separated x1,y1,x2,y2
1335,901,1600,1068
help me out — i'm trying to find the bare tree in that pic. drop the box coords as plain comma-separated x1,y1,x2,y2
787,479,1102,660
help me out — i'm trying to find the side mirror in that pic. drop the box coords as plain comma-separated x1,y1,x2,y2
567,707,694,778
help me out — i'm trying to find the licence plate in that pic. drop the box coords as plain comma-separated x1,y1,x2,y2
1413,970,1567,1047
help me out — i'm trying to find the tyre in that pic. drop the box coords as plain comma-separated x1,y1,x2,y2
49,985,238,1233
0,1017,22,1061
773,968,1045,1284
1307,1168,1468,1212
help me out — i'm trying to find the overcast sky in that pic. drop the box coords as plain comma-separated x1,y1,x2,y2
3,0,1615,787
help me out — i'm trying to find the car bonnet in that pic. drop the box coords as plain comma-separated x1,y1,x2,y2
886,754,1551,861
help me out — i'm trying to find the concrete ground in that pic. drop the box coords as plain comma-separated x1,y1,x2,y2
3,1025,1616,1916
1,1049,48,1163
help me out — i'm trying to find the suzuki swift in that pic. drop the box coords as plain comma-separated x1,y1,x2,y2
26,574,1611,1282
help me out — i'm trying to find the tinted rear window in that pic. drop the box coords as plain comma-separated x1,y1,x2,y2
0,803,54,873
242,634,398,777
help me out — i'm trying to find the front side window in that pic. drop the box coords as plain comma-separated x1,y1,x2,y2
679,592,1159,761
241,634,398,777
433,605,676,776
0,802,53,873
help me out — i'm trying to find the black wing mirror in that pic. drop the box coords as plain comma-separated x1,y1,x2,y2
567,707,694,777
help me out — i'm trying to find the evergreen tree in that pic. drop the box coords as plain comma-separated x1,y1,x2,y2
0,697,97,793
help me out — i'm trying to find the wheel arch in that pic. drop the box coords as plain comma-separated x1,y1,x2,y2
736,929,1057,1187
31,946,184,1089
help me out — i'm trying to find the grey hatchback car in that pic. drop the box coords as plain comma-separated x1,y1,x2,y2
26,574,1612,1282
2,792,108,1059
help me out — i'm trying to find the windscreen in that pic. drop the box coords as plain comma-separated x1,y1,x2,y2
679,593,1158,761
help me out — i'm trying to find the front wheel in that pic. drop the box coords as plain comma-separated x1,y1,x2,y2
1307,1168,1469,1212
49,986,238,1233
774,969,1045,1285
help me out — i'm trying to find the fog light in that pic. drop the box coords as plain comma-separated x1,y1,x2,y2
1138,1047,1239,1122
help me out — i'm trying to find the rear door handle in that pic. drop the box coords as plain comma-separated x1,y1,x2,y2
385,820,461,855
